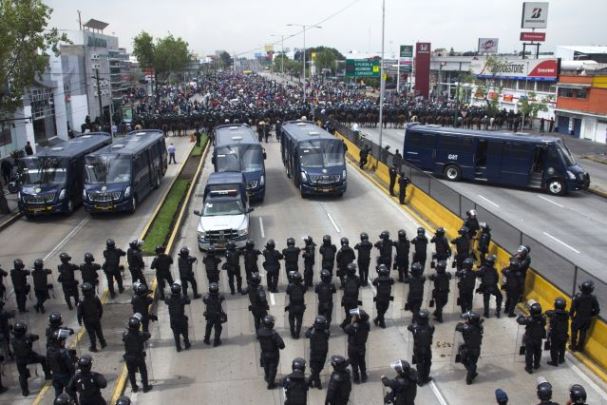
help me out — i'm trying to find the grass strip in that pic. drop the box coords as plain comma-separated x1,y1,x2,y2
191,134,209,157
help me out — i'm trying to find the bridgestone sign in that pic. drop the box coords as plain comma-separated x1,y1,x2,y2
521,2,549,29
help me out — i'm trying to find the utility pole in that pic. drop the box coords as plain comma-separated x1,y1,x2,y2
95,68,103,126
287,23,322,106
378,0,386,164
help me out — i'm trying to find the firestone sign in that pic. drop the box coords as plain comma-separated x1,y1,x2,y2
471,58,559,81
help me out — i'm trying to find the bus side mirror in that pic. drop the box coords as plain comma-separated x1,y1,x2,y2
193,210,201,216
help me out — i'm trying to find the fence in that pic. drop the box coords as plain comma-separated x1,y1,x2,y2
334,120,606,321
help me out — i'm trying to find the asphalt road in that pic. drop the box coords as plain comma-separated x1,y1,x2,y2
0,136,194,404
122,137,607,405
361,127,607,287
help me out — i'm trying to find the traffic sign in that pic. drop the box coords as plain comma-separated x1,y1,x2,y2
400,45,413,58
345,59,380,78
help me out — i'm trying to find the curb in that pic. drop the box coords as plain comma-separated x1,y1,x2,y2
581,155,607,166
588,187,607,199
0,211,22,231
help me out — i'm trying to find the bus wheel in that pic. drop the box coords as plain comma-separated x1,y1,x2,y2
444,165,461,181
547,179,566,196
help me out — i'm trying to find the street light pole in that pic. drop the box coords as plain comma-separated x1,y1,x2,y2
287,23,322,106
378,0,386,162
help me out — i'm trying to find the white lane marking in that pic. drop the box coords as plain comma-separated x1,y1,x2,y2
430,380,449,405
566,354,607,400
477,194,500,208
327,212,341,233
269,292,276,306
43,217,90,261
259,216,265,238
537,194,564,208
543,231,581,254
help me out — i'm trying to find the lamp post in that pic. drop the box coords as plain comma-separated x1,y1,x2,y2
378,0,386,165
287,23,322,105
270,34,285,77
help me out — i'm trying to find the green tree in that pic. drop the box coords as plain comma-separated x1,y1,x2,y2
518,91,548,127
132,31,155,69
218,51,233,69
0,0,68,113
131,32,190,82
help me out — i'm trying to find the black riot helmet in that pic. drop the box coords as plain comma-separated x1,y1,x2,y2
206,247,216,256
330,355,349,371
554,297,566,310
129,240,142,249
13,321,27,337
346,263,357,275
377,264,390,276
340,237,349,247
263,314,275,329
463,311,481,325
115,396,132,405
417,227,425,236
34,258,44,270
290,271,303,283
54,393,75,405
322,235,332,245
135,282,149,296
128,316,141,331
411,262,423,276
266,239,275,249
106,239,116,249
536,380,553,401
292,357,306,372
380,230,390,240
485,255,496,266
209,282,219,294
398,229,407,240
458,226,468,235
314,315,328,329
360,232,369,241
84,252,94,263
530,302,542,316
391,359,411,376
249,272,261,286
245,240,254,249
49,312,63,327
81,282,94,294
78,354,93,372
435,227,445,236
304,236,314,246
463,257,474,270
287,237,295,247
417,309,430,324
59,252,71,263
580,280,594,294
436,260,447,273
179,247,190,256
13,258,24,269
155,245,165,255
569,384,587,404
320,269,331,282
226,241,236,250
171,283,182,295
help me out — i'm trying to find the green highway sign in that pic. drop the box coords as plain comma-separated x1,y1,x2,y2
400,45,413,58
345,59,380,78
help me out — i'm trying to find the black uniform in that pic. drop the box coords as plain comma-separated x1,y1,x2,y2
455,262,476,314
31,265,52,313
315,274,337,325
282,245,301,275
398,174,410,204
178,252,199,298
381,365,418,405
0,304,15,357
262,245,283,292
545,304,569,366
354,238,372,286
283,367,308,405
517,308,546,373
0,266,7,300
325,364,351,405
451,232,471,271
247,281,269,331
343,312,370,383
285,277,306,338
389,164,398,196
428,265,452,323
464,215,480,241
151,252,174,299
223,246,242,294
455,317,483,385
404,268,426,322
375,236,394,270
47,341,76,397
203,290,226,346
257,320,285,388
12,330,51,396
131,289,154,333
305,320,330,389
431,232,451,263
302,239,316,288
10,266,30,313
203,251,222,284
570,287,600,352
407,316,434,385
123,328,152,392
476,261,502,318
78,262,101,287
477,228,491,264
68,368,107,405
411,232,429,270
243,245,262,281
502,260,525,317
103,246,126,297
164,291,191,351
319,240,337,274
340,272,361,327
394,234,410,281
372,269,394,328
77,291,106,351
127,245,146,286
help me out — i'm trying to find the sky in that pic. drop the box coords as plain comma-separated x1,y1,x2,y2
44,0,607,58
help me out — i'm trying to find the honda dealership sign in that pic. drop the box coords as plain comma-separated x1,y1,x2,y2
521,2,549,29
471,58,559,81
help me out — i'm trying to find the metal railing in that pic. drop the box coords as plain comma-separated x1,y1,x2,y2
333,120,606,321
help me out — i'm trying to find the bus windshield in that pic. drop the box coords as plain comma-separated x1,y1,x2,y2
202,198,244,216
85,155,131,184
215,145,264,172
21,157,67,186
299,140,345,168
555,140,576,166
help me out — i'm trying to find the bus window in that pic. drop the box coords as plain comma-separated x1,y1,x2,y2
407,133,435,149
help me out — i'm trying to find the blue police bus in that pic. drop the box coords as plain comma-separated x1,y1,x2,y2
82,130,167,213
403,124,590,195
212,124,266,202
280,121,347,197
18,133,113,217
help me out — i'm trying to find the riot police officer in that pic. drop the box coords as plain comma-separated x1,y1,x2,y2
164,283,191,352
103,239,126,298
477,223,491,265
32,258,52,313
340,264,361,328
394,230,410,282
316,269,337,325
131,282,155,333
372,264,394,328
283,237,301,277
245,272,269,331
115,396,131,405
404,263,426,322
282,357,308,405
476,255,502,318
0,300,15,357
178,247,200,298
535,379,558,405
127,240,146,286
46,329,76,397
257,315,285,389
411,227,429,270
516,302,546,373
243,240,262,282
302,236,316,288
325,355,351,405
381,359,418,405
545,297,569,366
375,231,394,270
464,209,479,240
336,237,355,288
354,232,372,286
569,384,587,405
223,242,243,295
10,259,30,313
0,265,7,302
502,257,524,317
53,393,74,404
68,355,107,405
151,246,175,300
398,172,410,205
389,162,398,196
429,260,452,323
455,258,476,314
286,272,306,338
343,308,370,384
46,312,73,349
203,247,222,284
123,315,153,393
451,227,471,271
79,253,100,287
431,227,451,265
319,235,337,275
263,239,283,292
12,321,51,396
455,311,483,384
407,310,434,386
203,282,226,346
570,280,600,352
76,282,106,352
515,245,531,280
305,315,330,389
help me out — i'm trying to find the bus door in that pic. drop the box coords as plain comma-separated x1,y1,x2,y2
474,140,503,181
501,142,534,187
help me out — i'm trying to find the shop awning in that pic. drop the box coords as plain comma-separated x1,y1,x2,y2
556,83,591,90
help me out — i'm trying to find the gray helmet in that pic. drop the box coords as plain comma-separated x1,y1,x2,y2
417,309,430,324
391,359,411,375
13,321,28,336
458,226,468,235
417,227,425,236
435,227,445,236
436,260,447,272
54,393,75,405
49,312,63,327
323,235,332,245
377,264,390,276
411,262,423,276
115,396,132,405
463,258,474,269
290,271,303,283
485,255,496,265
463,311,481,325
346,263,357,275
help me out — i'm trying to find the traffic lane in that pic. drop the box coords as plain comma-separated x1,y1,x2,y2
0,137,194,404
581,158,607,190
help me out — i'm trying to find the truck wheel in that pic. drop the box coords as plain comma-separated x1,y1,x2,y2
547,179,566,196
444,165,461,181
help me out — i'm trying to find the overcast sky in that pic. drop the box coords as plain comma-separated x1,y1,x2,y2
45,0,606,58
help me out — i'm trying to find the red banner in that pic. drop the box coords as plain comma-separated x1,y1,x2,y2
415,42,431,99
520,32,546,42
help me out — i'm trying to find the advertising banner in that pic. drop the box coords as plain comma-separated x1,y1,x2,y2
520,32,546,42
471,58,559,81
415,42,431,98
521,2,549,29
478,38,499,54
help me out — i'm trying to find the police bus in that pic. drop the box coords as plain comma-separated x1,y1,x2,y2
212,123,266,202
82,130,167,213
403,124,590,195
280,120,347,197
18,133,113,217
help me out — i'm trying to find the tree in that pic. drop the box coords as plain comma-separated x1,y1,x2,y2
0,0,68,113
131,32,191,82
132,31,155,69
518,91,548,128
218,51,233,69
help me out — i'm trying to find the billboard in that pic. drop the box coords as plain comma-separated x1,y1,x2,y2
471,58,559,81
478,38,499,54
400,45,413,58
520,32,546,42
521,2,549,29
415,42,431,98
